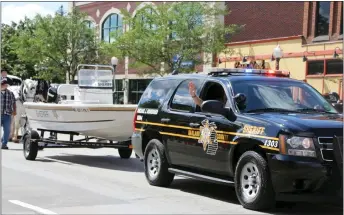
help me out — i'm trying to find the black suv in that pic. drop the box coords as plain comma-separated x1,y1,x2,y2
131,68,343,211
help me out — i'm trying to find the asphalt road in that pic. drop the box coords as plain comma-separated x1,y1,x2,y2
2,141,343,214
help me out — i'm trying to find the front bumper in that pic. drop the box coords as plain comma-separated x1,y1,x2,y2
267,154,342,204
131,131,143,159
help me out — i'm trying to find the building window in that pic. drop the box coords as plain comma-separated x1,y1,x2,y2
128,79,152,104
326,59,343,75
102,13,122,43
169,4,202,40
307,61,324,75
113,79,124,104
315,2,331,36
84,20,95,29
307,59,343,76
134,7,157,30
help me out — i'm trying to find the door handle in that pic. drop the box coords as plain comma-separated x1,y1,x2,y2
189,122,200,128
161,118,170,123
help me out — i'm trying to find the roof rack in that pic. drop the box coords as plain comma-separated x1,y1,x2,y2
208,68,290,78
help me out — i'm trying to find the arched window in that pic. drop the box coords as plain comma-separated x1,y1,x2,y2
84,20,95,29
169,4,202,40
135,7,157,30
101,13,123,43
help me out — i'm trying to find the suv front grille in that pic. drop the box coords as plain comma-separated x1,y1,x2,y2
318,136,343,162
318,137,335,161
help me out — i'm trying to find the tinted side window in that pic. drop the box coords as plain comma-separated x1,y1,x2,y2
138,79,177,109
170,79,201,112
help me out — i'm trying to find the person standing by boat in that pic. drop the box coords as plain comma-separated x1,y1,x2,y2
1,70,13,85
1,77,16,149
2,69,16,142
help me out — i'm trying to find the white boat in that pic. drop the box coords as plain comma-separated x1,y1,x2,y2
23,64,137,142
24,102,136,142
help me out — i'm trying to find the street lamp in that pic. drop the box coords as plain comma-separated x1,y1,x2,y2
272,45,283,70
111,56,118,73
333,47,341,58
110,56,119,104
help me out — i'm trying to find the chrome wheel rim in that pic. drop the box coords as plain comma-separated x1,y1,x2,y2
147,147,161,179
24,138,30,155
240,162,261,200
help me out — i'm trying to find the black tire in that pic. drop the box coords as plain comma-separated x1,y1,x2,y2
22,134,38,161
234,151,275,211
118,148,132,159
144,139,174,187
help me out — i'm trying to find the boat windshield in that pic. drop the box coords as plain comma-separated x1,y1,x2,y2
230,79,338,114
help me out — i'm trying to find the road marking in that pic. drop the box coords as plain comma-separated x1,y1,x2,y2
40,157,74,165
9,200,58,214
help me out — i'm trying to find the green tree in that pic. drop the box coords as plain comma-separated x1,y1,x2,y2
1,19,37,79
105,2,243,76
12,8,100,83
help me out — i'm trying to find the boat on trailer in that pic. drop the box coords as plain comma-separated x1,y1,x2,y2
22,64,138,160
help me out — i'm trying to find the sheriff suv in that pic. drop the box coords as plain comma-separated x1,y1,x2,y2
131,68,343,211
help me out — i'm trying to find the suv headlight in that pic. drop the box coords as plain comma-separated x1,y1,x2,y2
279,135,316,158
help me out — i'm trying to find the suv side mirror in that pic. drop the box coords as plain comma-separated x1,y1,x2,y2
201,100,236,121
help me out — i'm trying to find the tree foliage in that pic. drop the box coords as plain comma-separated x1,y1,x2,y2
106,2,243,76
12,8,101,82
1,19,37,79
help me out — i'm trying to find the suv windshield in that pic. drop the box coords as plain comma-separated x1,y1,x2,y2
231,79,338,114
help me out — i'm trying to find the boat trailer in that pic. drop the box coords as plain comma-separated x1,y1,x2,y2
21,128,133,161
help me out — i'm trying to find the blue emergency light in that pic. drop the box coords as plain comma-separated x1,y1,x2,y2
208,68,290,78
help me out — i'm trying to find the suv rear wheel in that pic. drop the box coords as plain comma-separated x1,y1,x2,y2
234,151,275,211
144,139,174,187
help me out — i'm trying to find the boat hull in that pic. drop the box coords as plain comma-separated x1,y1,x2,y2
24,102,137,142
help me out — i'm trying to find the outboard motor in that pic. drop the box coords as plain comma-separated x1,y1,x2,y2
47,87,58,103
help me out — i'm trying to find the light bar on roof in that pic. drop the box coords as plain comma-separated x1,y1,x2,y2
208,68,290,77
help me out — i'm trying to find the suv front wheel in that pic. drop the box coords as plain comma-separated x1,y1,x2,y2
144,139,174,187
234,151,275,211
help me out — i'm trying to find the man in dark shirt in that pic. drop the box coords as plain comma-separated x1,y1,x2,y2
1,77,16,149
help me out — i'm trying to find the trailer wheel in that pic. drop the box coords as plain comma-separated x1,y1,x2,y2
118,148,132,159
23,134,38,161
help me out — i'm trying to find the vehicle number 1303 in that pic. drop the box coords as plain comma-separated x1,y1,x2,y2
264,140,278,148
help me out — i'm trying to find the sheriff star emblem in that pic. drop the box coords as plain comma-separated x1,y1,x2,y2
198,119,219,155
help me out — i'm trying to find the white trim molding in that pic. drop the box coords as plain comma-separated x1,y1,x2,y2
131,2,157,18
85,15,96,24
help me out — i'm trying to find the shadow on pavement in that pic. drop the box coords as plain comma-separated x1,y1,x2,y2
170,178,343,215
7,149,22,151
43,154,144,173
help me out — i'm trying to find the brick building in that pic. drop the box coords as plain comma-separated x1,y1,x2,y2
219,1,343,98
69,1,218,104
70,1,343,104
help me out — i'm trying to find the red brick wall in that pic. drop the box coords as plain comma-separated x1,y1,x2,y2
77,2,164,75
225,2,304,42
